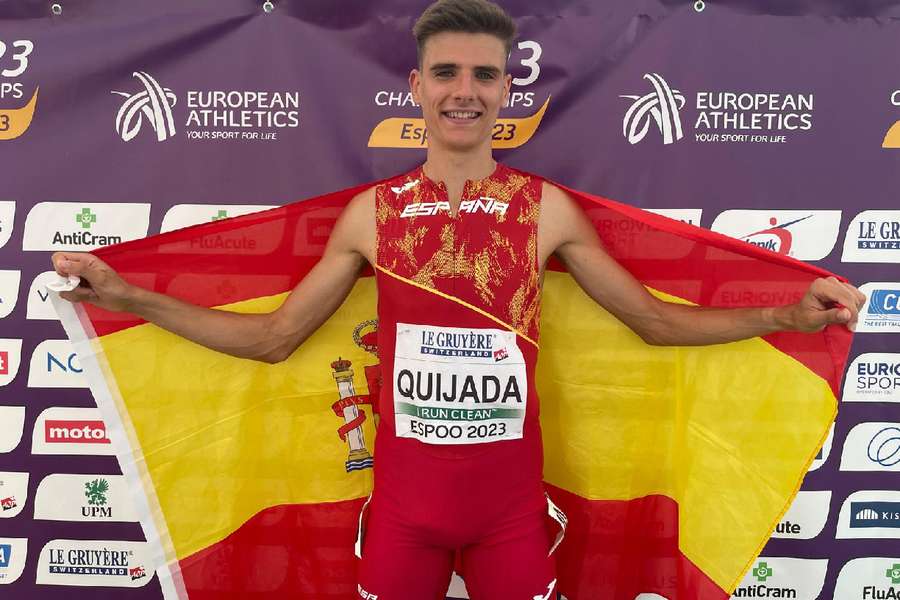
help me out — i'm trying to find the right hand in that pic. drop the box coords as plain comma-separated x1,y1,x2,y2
51,252,135,312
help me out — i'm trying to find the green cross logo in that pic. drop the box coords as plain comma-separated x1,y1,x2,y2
886,563,900,585
211,209,228,221
84,478,109,506
753,561,773,582
76,208,97,229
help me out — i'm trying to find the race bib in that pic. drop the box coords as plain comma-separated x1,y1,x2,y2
393,323,527,445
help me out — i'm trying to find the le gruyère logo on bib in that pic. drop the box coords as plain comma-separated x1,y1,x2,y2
393,323,526,445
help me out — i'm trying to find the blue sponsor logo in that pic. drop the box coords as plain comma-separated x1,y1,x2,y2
0,543,10,568
46,352,82,374
419,329,494,359
868,427,900,467
865,290,900,326
850,501,900,528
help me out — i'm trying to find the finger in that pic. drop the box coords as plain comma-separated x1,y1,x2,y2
51,252,76,276
819,306,852,328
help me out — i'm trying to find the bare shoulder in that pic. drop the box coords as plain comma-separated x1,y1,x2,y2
538,181,597,260
329,186,376,263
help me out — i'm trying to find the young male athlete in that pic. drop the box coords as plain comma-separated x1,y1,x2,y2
53,1,864,598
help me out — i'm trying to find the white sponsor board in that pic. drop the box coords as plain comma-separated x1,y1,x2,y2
393,323,527,445
23,202,150,251
834,557,900,599
28,339,87,388
710,210,841,260
0,202,15,250
771,490,831,539
841,422,900,472
0,472,29,518
0,271,20,319
0,338,23,387
844,353,900,403
837,490,900,539
160,203,278,233
0,537,27,584
34,474,137,522
809,422,834,472
36,539,154,587
0,407,25,453
32,407,114,456
857,283,900,333
27,271,63,320
842,210,900,263
646,208,703,227
730,557,827,600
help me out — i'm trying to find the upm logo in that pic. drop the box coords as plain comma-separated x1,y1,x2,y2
621,73,685,145
112,71,176,142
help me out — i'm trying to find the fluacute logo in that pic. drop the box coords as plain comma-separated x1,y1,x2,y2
842,211,900,263
711,210,841,260
36,539,153,587
0,270,21,319
844,354,900,403
0,538,27,584
840,423,900,472
621,73,686,145
0,472,28,518
837,490,900,538
112,71,177,142
0,338,22,386
731,557,828,599
834,557,900,599
33,474,136,522
23,202,151,251
27,339,87,388
159,203,277,233
32,407,115,456
884,89,900,148
856,283,900,333
0,407,25,454
0,201,15,249
771,490,831,539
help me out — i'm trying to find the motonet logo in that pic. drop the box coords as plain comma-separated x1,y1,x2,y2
44,420,110,444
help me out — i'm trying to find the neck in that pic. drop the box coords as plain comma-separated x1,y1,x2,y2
422,144,496,189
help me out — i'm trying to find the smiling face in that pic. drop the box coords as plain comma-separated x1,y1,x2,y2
409,31,511,154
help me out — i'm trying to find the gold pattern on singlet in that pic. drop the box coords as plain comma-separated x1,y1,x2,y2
375,188,397,226
467,172,531,224
508,231,541,332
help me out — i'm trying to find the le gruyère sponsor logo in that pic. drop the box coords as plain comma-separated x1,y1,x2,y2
0,338,22,387
369,40,548,149
32,407,114,456
393,323,527,445
0,38,38,141
856,283,900,333
0,537,27,584
884,88,900,149
159,204,278,233
771,490,831,540
112,71,300,143
34,474,137,522
0,201,15,249
22,202,151,251
834,557,900,599
730,557,828,599
646,208,703,227
842,211,900,263
622,73,814,146
36,539,153,587
0,270,20,318
710,210,841,261
0,407,25,453
837,491,900,538
844,354,900,403
400,196,509,218
27,339,86,388
840,422,900,472
0,472,28,518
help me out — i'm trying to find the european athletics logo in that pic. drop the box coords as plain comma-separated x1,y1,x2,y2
621,73,686,145
112,71,177,142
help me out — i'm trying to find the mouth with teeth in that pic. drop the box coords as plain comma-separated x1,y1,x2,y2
442,109,483,124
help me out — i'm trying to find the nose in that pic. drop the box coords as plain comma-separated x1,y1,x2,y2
453,72,475,102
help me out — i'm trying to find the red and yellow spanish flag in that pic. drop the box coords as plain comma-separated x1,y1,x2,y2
54,178,850,600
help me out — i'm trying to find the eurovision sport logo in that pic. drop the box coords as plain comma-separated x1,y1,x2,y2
842,211,900,263
0,471,28,518
834,557,900,600
731,557,828,599
621,73,814,146
856,283,900,333
710,210,841,261
33,474,137,522
0,38,38,141
112,71,300,143
837,490,900,539
36,539,153,587
843,354,900,403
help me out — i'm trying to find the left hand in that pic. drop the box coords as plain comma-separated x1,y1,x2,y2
788,276,867,332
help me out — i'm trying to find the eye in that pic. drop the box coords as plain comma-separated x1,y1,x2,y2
435,70,454,79
476,71,496,80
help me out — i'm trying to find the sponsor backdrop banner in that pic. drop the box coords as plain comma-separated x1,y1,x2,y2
1,0,898,598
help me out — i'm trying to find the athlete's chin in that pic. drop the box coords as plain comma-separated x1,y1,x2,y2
433,131,491,153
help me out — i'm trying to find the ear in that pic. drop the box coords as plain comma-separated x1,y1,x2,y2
409,68,422,104
502,73,512,106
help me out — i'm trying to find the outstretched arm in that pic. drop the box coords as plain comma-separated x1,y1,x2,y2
52,189,376,363
538,183,866,346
